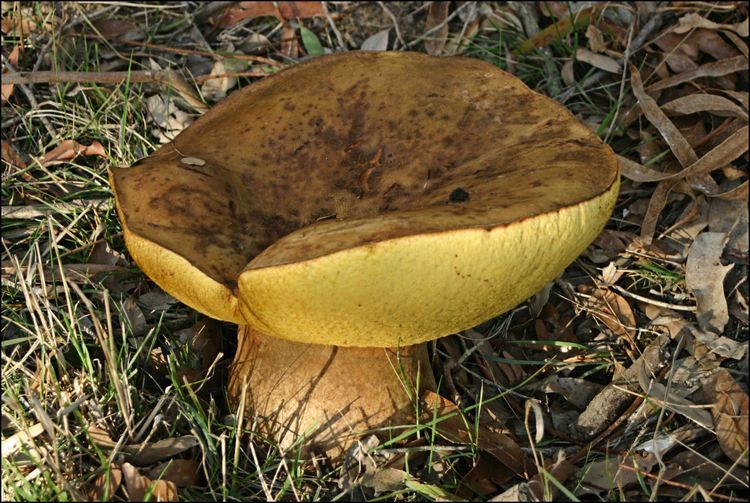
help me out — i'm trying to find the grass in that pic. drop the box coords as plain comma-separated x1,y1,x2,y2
3,1,748,501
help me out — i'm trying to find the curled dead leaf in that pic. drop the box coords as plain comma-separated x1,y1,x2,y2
41,140,107,167
686,232,733,334
421,391,527,477
630,64,697,168
661,94,749,121
647,56,749,93
148,459,200,488
708,369,749,466
87,425,198,466
88,468,123,502
2,46,19,103
576,48,621,73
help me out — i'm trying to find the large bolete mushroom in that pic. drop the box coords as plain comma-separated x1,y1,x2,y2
110,52,619,457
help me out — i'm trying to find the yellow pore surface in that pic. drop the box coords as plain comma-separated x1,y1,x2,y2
237,178,619,347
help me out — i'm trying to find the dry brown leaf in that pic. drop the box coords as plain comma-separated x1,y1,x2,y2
586,24,607,53
148,459,199,488
582,286,637,344
89,18,142,41
88,468,123,502
617,126,749,183
691,28,741,61
41,140,107,167
631,65,697,168
576,48,621,73
1,139,27,169
674,13,749,37
661,94,749,120
647,55,749,93
709,198,748,254
686,232,733,334
215,1,325,28
1,46,19,103
575,452,658,495
421,391,527,477
87,425,198,466
200,58,249,102
709,369,749,466
640,179,678,245
424,1,450,56
122,463,149,502
539,375,604,410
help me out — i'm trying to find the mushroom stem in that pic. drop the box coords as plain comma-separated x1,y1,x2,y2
228,326,435,457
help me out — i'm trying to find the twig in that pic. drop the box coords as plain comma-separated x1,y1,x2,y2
378,1,405,49
116,39,283,67
406,2,473,48
609,284,697,312
324,3,346,50
3,68,270,86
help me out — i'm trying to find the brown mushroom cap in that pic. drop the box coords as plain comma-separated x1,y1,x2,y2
111,51,618,347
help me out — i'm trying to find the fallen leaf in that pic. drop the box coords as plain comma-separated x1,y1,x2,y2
616,126,749,183
572,335,670,440
148,459,200,488
87,426,199,466
539,376,604,410
708,198,748,254
422,391,527,477
576,48,621,73
41,140,107,167
1,46,19,103
89,18,143,42
88,468,123,501
673,13,749,37
586,24,607,53
424,1,450,55
122,462,178,502
122,463,149,502
661,94,749,120
647,55,749,93
640,382,714,429
215,1,325,28
640,179,678,246
300,26,324,56
200,57,249,102
685,232,733,334
708,369,749,466
122,297,148,338
361,29,390,52
631,65,697,168
1,139,27,169
581,286,637,345
575,452,658,495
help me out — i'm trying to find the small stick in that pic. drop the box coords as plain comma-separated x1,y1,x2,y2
3,69,270,86
116,39,283,67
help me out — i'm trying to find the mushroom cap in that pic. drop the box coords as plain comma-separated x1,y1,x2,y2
110,51,619,347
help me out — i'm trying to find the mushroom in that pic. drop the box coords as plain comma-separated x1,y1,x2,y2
110,52,619,457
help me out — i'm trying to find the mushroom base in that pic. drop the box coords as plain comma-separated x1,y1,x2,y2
228,326,435,459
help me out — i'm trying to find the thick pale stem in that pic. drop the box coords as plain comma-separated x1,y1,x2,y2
228,326,435,458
